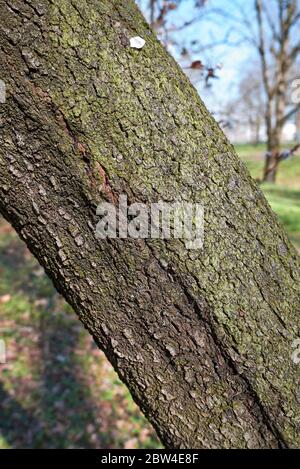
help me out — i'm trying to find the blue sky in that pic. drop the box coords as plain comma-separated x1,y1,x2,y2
136,1,300,142
137,0,258,115
164,0,256,114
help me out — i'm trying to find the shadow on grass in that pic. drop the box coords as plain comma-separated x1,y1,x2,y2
0,219,160,449
0,299,102,448
0,381,43,448
0,223,102,448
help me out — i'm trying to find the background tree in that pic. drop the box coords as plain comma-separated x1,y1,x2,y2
255,0,300,181
140,1,300,181
218,64,265,145
1,0,300,449
137,0,223,85
216,0,300,181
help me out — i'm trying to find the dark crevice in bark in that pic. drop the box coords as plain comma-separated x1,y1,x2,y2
148,251,288,448
186,292,287,448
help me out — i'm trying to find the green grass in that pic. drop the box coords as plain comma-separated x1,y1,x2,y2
236,142,300,251
0,221,161,449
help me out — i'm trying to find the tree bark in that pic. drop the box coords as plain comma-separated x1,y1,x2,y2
0,0,300,449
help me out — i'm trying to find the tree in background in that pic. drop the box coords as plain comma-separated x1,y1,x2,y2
215,0,300,182
255,0,300,181
139,1,300,182
136,0,222,86
218,64,265,145
137,0,209,48
238,75,264,145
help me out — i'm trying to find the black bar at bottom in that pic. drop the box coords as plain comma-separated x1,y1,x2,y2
0,448,296,466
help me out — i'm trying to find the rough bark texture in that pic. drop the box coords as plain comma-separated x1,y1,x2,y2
0,0,300,449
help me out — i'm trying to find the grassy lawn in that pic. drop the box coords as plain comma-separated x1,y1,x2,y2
0,221,161,449
236,142,300,251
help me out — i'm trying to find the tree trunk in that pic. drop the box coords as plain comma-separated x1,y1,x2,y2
263,130,282,183
263,34,287,184
254,116,261,146
262,98,278,183
0,0,300,449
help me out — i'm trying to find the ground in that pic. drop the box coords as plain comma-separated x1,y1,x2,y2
236,143,300,251
0,143,299,448
0,223,161,449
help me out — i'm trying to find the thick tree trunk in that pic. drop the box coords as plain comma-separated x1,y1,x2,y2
0,0,300,449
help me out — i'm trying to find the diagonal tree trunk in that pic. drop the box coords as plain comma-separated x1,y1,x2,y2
0,0,300,449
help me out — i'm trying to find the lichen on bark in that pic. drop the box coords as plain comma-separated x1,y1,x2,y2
0,0,300,448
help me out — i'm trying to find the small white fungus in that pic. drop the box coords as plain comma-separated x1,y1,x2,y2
130,36,145,49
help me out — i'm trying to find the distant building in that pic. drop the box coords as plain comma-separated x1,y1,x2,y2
223,120,298,144
282,122,296,142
